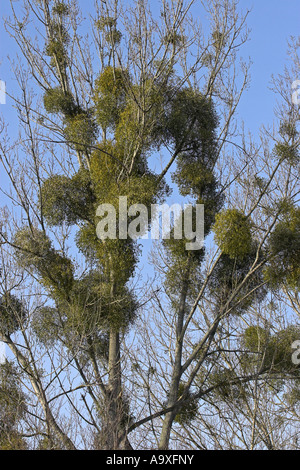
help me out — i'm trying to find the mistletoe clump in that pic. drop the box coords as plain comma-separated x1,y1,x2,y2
0,293,27,336
43,87,76,116
242,325,300,374
174,383,198,425
94,66,129,132
264,205,300,290
41,168,95,227
213,208,253,260
14,227,74,300
208,241,267,316
63,111,98,152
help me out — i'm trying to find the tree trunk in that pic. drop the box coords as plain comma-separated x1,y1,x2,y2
98,330,132,449
159,274,190,450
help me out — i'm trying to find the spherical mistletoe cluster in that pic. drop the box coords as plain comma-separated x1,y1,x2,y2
208,242,266,316
94,66,128,131
63,111,98,152
31,306,61,347
264,204,300,290
31,270,137,351
44,1,70,68
43,87,75,115
209,208,262,314
43,87,98,153
41,168,95,226
172,159,224,237
0,361,27,450
207,367,245,403
14,227,74,300
274,142,299,165
95,16,122,45
242,324,300,374
70,270,138,332
52,1,70,17
0,293,27,336
174,383,198,425
213,208,253,260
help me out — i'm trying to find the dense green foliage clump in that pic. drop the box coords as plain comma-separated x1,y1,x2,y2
63,111,98,152
264,205,300,289
14,228,74,300
43,87,75,115
213,208,253,260
31,270,137,350
41,168,95,226
0,294,27,336
207,367,246,403
208,242,267,315
0,361,27,450
94,66,129,131
52,1,70,17
274,142,299,165
174,383,198,425
242,324,300,374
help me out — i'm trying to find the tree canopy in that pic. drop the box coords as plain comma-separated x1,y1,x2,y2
0,0,299,451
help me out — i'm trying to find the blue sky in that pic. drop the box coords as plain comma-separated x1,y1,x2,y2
236,0,300,133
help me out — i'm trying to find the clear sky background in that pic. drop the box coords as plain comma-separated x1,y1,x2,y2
235,0,300,133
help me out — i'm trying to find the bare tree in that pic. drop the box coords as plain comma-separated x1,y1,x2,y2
0,0,299,450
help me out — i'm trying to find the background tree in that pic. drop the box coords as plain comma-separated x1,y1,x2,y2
0,0,299,450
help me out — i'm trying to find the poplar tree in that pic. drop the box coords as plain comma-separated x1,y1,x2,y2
0,0,299,450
